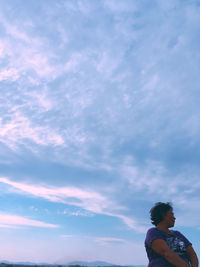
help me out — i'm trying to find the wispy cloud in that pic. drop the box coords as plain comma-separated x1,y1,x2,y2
0,177,104,204
0,68,19,82
0,212,58,228
61,234,125,245
69,209,95,217
0,111,64,150
0,177,145,232
95,237,125,246
0,12,58,80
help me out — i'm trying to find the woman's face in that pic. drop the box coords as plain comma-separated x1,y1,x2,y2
164,208,176,228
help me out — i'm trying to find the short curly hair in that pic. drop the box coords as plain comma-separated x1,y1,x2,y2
150,202,173,226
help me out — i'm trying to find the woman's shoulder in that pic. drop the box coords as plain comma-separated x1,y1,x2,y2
146,227,170,238
147,227,167,234
147,227,157,233
145,227,166,245
146,227,164,236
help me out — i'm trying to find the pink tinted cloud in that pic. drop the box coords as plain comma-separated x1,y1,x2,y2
0,177,146,232
95,237,125,246
0,68,19,81
0,112,64,149
0,212,59,228
0,177,105,207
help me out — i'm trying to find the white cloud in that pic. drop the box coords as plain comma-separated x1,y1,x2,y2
0,40,5,57
119,157,165,195
64,53,84,72
0,212,58,228
69,209,95,217
0,177,146,232
0,177,103,204
30,206,39,212
96,52,119,79
0,68,19,81
0,13,60,82
25,90,53,112
0,111,64,149
95,237,125,246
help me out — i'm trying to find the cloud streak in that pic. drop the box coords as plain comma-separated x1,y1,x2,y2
0,111,64,150
0,177,145,232
95,237,126,246
0,212,58,228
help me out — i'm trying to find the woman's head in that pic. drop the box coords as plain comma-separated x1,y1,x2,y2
150,202,174,226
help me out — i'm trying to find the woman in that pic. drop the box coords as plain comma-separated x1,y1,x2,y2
145,202,199,267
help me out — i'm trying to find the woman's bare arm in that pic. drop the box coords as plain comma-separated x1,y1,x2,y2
151,239,190,267
186,245,199,267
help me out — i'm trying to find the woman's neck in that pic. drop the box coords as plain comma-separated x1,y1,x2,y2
156,225,172,234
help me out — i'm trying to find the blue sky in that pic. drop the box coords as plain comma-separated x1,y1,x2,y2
0,0,200,265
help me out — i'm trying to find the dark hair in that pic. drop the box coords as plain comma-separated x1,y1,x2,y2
150,202,173,226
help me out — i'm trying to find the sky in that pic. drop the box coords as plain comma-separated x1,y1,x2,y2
0,0,200,265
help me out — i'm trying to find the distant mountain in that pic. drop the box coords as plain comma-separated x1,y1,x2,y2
0,261,50,266
67,261,115,267
15,263,50,266
0,260,146,267
67,261,145,267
